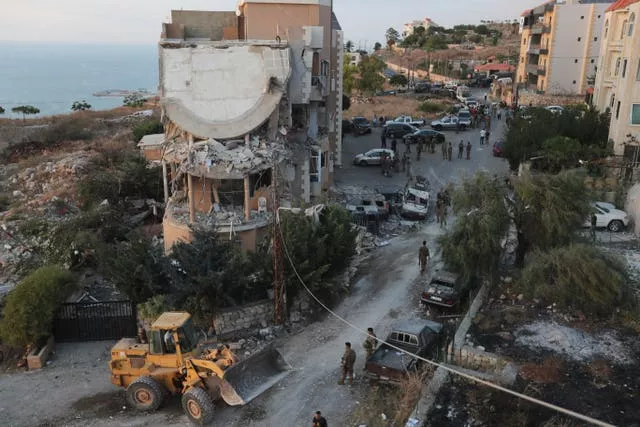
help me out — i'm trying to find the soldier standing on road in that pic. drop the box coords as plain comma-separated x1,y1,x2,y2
436,198,443,225
338,342,356,385
416,140,423,161
406,155,413,179
591,213,597,243
441,140,447,160
466,141,472,160
391,138,397,154
381,130,387,148
313,411,328,427
447,142,453,162
401,151,408,172
480,128,486,145
458,140,464,159
380,152,387,176
419,240,430,273
430,136,436,153
485,130,491,145
363,328,377,360
440,204,448,228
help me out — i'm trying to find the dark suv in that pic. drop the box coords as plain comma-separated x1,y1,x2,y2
351,117,372,136
421,271,478,308
384,122,418,139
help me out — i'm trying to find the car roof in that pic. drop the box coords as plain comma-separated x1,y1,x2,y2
392,318,443,335
432,270,460,284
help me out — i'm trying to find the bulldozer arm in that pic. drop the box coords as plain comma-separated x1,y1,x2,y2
217,346,291,406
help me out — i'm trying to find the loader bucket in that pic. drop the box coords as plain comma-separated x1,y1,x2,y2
218,346,291,406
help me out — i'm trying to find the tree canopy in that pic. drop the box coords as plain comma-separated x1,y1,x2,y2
356,56,385,95
123,94,146,108
374,42,382,51
389,74,408,87
342,56,358,95
0,106,5,114
385,27,400,47
71,100,92,111
345,40,353,52
504,106,610,171
439,173,510,281
12,105,40,121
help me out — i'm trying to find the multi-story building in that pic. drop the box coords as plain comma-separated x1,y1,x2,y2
594,0,640,157
152,1,343,253
402,18,439,38
517,0,613,95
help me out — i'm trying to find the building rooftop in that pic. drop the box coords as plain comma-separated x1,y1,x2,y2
607,0,640,12
137,133,165,148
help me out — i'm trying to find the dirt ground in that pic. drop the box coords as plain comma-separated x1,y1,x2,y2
344,95,453,121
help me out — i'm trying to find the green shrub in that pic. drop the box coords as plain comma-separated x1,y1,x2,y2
0,265,76,347
0,193,9,212
132,119,163,142
78,152,161,208
418,101,446,114
138,295,174,325
520,244,637,317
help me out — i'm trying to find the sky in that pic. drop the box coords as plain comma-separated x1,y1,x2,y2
0,0,546,47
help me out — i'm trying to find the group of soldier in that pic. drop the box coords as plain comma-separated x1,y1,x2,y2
380,132,442,179
337,327,378,385
435,190,451,228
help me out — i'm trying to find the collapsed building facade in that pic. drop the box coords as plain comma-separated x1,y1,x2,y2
151,1,344,253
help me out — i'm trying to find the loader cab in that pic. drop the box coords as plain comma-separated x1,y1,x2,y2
147,312,201,367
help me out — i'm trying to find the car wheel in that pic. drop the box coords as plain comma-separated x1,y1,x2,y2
608,220,624,232
359,160,368,166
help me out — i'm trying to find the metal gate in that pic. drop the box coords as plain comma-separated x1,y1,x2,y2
53,301,137,342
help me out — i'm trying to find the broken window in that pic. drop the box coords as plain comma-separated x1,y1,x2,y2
215,179,245,208
291,105,307,130
249,169,272,197
321,60,329,76
310,151,319,183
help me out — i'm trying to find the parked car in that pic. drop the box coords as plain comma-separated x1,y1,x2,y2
353,149,395,166
362,197,391,219
545,105,564,114
375,185,404,215
457,109,472,127
583,202,629,232
364,319,443,383
404,129,446,145
465,98,478,109
421,271,478,308
351,116,372,135
430,115,468,131
492,139,505,157
394,115,426,127
341,119,355,136
414,83,431,93
384,122,419,139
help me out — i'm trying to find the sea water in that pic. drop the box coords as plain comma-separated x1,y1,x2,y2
0,42,158,117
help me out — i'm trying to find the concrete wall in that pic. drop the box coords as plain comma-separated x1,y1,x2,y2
214,299,273,336
170,10,237,41
159,43,291,139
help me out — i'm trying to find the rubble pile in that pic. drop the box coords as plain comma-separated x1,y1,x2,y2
168,203,273,227
166,136,291,176
7,151,92,209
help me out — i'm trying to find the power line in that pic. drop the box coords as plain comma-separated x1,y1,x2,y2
276,221,615,427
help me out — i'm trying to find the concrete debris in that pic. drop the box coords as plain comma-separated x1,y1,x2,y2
165,136,290,176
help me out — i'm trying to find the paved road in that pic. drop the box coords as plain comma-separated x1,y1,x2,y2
4,91,512,427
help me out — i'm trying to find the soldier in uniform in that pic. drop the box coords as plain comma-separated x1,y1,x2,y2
416,139,423,161
466,141,472,160
458,140,464,159
419,240,430,273
338,342,356,385
402,151,408,172
447,142,453,162
363,327,377,360
441,139,447,160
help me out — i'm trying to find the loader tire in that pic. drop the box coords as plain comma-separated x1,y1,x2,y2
182,387,215,425
126,376,165,412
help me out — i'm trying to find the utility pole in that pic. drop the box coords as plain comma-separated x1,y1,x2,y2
272,162,286,325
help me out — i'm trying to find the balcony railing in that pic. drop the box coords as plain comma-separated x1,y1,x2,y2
531,24,550,35
527,44,549,55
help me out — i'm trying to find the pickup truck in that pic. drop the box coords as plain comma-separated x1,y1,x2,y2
393,115,426,127
364,319,443,384
430,114,470,131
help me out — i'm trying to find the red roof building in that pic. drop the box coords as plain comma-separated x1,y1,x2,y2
474,63,515,73
606,0,640,12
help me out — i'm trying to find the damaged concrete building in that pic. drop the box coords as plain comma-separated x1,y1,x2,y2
152,0,344,253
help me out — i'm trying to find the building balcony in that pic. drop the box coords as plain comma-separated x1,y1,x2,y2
531,24,550,35
527,45,549,55
526,64,539,75
310,75,328,101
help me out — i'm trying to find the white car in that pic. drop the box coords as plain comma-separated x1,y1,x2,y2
583,202,629,232
354,149,395,166
545,105,564,114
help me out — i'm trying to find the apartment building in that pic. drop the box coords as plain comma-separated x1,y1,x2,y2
517,0,613,95
593,0,640,157
402,18,439,38
153,1,343,253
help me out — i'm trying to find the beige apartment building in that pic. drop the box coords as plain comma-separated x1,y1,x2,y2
150,0,344,253
517,0,613,95
402,18,439,38
593,0,640,157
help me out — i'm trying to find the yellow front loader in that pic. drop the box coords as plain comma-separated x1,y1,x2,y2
109,312,290,425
